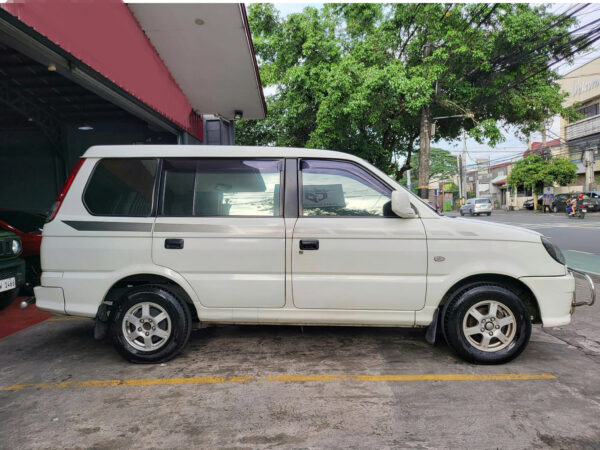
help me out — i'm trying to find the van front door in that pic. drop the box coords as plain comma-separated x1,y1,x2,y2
152,158,286,308
291,159,427,311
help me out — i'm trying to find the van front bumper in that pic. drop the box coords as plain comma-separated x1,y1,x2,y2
569,268,596,307
519,273,576,327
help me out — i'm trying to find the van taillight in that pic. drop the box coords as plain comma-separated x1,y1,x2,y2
46,158,86,223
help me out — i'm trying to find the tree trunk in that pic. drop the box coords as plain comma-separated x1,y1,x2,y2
418,105,432,199
391,134,418,182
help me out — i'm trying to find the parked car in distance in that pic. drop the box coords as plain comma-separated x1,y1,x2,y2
582,192,600,211
523,195,544,210
34,145,593,365
0,230,25,309
552,193,596,213
0,210,44,294
459,198,493,216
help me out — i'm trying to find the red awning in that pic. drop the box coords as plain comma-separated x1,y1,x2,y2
1,2,266,138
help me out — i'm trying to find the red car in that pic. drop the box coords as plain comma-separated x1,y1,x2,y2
0,210,44,294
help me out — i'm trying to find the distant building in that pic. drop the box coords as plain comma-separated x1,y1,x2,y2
558,57,600,192
489,162,511,207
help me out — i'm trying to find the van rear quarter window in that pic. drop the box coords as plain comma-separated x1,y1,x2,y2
160,159,282,217
83,158,158,216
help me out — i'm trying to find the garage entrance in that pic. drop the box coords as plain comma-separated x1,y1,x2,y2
0,40,177,213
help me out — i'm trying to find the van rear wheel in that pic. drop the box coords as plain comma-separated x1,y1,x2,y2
442,284,531,364
110,285,192,364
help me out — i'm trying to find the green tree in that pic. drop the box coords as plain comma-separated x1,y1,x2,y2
507,155,577,209
397,147,457,188
238,4,583,198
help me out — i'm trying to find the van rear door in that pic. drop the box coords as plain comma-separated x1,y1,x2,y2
152,158,286,309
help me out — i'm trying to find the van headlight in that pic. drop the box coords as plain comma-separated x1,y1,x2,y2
541,237,565,265
11,239,22,256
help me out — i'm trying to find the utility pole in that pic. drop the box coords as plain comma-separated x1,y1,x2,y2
541,127,550,161
457,154,463,200
541,128,547,148
417,40,434,200
461,130,467,200
585,148,596,191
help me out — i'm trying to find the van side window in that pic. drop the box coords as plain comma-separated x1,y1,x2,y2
300,159,392,217
83,158,157,216
161,159,282,217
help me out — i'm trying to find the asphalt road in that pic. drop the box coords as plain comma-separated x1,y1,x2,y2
446,210,600,275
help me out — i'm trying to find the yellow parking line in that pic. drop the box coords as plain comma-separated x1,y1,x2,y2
2,373,555,391
3,376,254,391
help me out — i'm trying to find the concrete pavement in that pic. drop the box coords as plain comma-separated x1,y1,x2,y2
1,278,599,449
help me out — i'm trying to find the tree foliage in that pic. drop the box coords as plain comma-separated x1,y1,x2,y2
397,147,457,186
507,155,577,194
237,3,582,181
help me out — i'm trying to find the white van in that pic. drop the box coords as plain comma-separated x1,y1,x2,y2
34,146,595,364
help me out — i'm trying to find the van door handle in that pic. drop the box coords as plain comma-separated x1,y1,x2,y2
299,240,319,250
165,238,184,249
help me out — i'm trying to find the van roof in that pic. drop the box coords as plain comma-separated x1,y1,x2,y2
82,145,361,161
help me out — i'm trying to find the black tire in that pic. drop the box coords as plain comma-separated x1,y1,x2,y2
460,210,464,216
469,210,474,216
552,205,558,213
486,212,491,216
442,283,531,364
110,285,192,364
0,289,18,310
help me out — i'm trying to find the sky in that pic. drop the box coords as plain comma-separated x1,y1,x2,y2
260,2,600,168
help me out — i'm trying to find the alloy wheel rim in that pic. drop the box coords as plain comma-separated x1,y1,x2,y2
122,301,172,352
462,300,517,352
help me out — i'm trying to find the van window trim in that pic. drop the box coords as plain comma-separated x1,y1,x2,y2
298,158,400,219
82,157,160,218
283,158,299,218
157,157,285,218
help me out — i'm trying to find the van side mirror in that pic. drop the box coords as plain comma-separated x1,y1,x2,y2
391,190,416,218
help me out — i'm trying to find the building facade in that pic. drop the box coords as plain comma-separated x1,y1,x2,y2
558,57,600,193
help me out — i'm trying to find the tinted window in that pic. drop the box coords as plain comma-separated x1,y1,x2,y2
475,199,490,204
0,211,45,232
84,159,157,216
300,160,392,217
161,159,282,217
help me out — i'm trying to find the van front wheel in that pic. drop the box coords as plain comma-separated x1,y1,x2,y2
110,285,192,364
443,284,531,364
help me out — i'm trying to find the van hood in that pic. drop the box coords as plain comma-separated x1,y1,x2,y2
424,216,542,243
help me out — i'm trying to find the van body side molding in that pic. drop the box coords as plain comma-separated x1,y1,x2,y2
62,221,152,232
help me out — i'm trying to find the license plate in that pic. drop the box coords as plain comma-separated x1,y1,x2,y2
582,209,587,213
0,277,16,293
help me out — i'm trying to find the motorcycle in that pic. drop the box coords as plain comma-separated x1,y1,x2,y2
567,203,586,219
